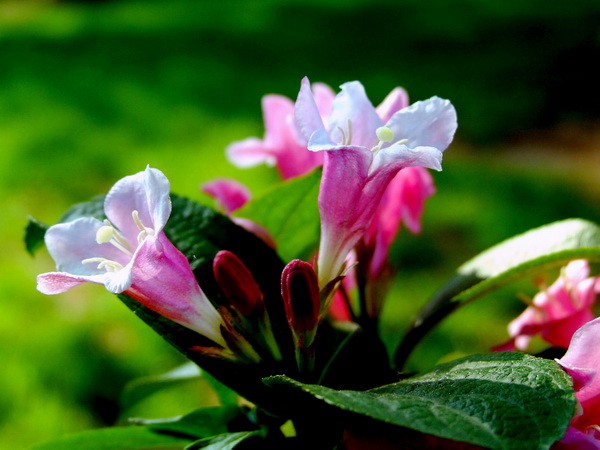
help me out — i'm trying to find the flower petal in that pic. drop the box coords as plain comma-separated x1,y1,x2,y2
295,77,328,143
376,87,409,122
559,317,600,399
201,178,251,214
37,271,110,295
226,137,277,168
385,96,457,152
104,167,171,241
45,217,127,274
327,81,383,148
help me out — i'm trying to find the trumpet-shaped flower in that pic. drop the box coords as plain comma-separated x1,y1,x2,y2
555,317,600,449
497,260,599,352
295,77,457,288
226,84,335,180
37,167,226,347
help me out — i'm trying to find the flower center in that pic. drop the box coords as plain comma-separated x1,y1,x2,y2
82,210,155,272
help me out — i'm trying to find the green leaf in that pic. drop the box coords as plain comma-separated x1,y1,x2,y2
266,352,576,450
24,216,49,255
59,194,106,223
396,219,600,368
32,426,192,450
185,431,262,450
236,168,321,262
121,362,202,412
131,406,245,439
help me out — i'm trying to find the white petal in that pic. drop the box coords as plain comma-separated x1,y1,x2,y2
386,96,457,152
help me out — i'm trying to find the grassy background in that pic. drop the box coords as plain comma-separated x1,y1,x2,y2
2,0,600,447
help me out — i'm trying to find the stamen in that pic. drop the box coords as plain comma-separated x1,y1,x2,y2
376,126,394,143
82,257,124,272
346,119,353,145
96,226,114,244
336,126,347,145
132,210,155,245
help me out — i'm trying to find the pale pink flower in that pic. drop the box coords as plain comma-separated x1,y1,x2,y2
499,260,599,351
226,84,335,180
295,77,457,288
555,317,600,449
37,167,226,347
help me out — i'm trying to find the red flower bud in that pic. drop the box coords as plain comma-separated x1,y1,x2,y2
281,260,320,338
213,250,263,316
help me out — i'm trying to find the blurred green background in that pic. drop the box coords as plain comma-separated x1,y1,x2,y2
2,0,600,447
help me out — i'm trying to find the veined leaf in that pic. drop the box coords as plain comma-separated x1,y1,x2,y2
266,352,575,450
396,219,600,368
236,168,321,262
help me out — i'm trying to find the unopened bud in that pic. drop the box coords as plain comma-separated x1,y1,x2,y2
281,260,320,337
213,250,262,316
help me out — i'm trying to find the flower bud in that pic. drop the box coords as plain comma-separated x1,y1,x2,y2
213,250,263,316
281,260,320,339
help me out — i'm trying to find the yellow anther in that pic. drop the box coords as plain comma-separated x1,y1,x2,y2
96,226,115,244
376,126,395,143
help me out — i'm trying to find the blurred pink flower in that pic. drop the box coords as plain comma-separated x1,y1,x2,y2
37,167,226,347
201,178,277,249
226,85,335,179
555,317,600,449
498,260,599,352
295,77,456,288
201,178,251,214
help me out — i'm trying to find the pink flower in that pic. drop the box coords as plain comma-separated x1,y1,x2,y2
498,260,599,352
37,167,226,347
200,178,276,249
295,77,457,288
555,317,600,449
226,84,335,180
201,178,251,214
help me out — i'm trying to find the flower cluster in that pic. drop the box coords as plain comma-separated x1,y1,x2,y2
37,79,456,378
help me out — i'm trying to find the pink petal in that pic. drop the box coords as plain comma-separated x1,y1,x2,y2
559,318,600,408
37,271,109,295
295,77,328,143
226,137,277,168
376,87,409,122
201,178,251,214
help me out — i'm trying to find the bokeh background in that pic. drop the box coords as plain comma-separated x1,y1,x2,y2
2,0,600,447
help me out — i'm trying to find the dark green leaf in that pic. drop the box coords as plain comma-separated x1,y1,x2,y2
32,426,192,450
185,431,262,450
59,194,106,223
236,168,321,262
396,219,600,368
266,352,576,450
121,362,202,412
24,216,49,255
